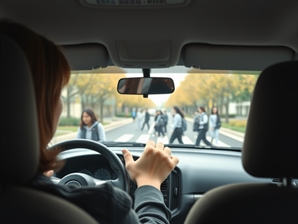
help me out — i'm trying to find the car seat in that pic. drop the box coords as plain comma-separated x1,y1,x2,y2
184,60,298,224
0,35,98,224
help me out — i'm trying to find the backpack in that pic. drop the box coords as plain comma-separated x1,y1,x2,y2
158,115,164,126
193,115,200,131
215,115,221,129
181,118,187,132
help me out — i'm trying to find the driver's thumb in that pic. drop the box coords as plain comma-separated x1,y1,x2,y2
122,149,133,165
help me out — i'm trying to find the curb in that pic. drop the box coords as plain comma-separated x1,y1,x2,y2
50,118,132,145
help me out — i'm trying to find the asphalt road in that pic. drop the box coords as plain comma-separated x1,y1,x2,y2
105,118,243,148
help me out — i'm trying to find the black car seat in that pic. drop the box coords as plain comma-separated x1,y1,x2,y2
0,36,98,224
184,60,298,224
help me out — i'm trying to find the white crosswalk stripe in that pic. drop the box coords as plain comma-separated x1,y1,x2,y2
147,123,155,134
136,134,151,143
182,136,194,144
156,135,169,144
114,134,134,142
113,133,231,147
196,136,230,147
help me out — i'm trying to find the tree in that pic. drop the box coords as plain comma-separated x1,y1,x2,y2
165,72,258,123
116,94,156,112
64,73,94,118
83,73,125,122
233,74,258,102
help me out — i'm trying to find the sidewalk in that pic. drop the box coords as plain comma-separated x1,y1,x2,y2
49,117,132,145
185,117,245,142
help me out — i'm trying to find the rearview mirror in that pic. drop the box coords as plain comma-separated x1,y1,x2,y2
117,77,175,95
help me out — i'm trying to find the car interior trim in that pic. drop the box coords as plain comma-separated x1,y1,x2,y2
63,44,109,70
183,44,295,71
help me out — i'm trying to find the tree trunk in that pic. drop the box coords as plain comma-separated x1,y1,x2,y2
225,96,230,124
91,96,96,109
67,87,71,118
100,99,104,123
220,92,224,116
193,102,197,112
80,94,86,111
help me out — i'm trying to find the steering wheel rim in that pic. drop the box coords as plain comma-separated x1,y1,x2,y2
48,139,129,192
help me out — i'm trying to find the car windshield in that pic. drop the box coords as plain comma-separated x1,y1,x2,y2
52,66,260,149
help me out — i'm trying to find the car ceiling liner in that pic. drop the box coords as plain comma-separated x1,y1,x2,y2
182,44,295,71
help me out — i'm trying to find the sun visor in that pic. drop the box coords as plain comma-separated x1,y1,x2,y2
183,44,295,71
62,44,109,70
117,40,171,68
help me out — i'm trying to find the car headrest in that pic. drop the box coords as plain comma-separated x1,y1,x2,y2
242,60,297,178
0,36,39,185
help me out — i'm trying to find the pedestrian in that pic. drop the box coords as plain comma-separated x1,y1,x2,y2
154,110,165,137
169,106,184,144
193,109,200,132
152,111,158,136
209,106,221,145
1,19,178,224
77,108,106,143
136,108,143,130
141,108,150,131
195,106,212,147
131,108,136,122
163,110,169,134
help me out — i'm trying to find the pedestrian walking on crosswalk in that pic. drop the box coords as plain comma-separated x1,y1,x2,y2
141,108,150,131
169,106,184,144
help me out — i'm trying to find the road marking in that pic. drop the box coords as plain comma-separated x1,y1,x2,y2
113,133,230,147
156,135,169,144
114,134,134,142
182,136,194,144
219,130,244,142
136,134,151,143
148,123,155,134
197,136,230,147
215,141,230,147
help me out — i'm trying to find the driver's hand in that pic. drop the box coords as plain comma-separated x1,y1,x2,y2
43,170,54,177
122,140,179,190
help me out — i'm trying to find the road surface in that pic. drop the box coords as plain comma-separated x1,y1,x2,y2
105,119,243,148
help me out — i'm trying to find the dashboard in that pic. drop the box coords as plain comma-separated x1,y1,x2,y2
56,155,119,180
55,147,296,224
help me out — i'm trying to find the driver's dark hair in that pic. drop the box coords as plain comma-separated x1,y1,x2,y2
0,19,71,173
80,108,98,129
173,106,184,118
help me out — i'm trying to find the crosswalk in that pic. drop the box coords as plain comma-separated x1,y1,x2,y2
52,120,241,148
114,134,134,142
114,133,230,147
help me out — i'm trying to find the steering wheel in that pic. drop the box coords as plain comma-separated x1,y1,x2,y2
48,139,129,192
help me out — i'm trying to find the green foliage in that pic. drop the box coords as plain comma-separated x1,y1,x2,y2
59,117,80,126
116,113,131,118
222,123,246,133
221,119,247,133
165,73,258,120
220,114,237,118
229,120,247,127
